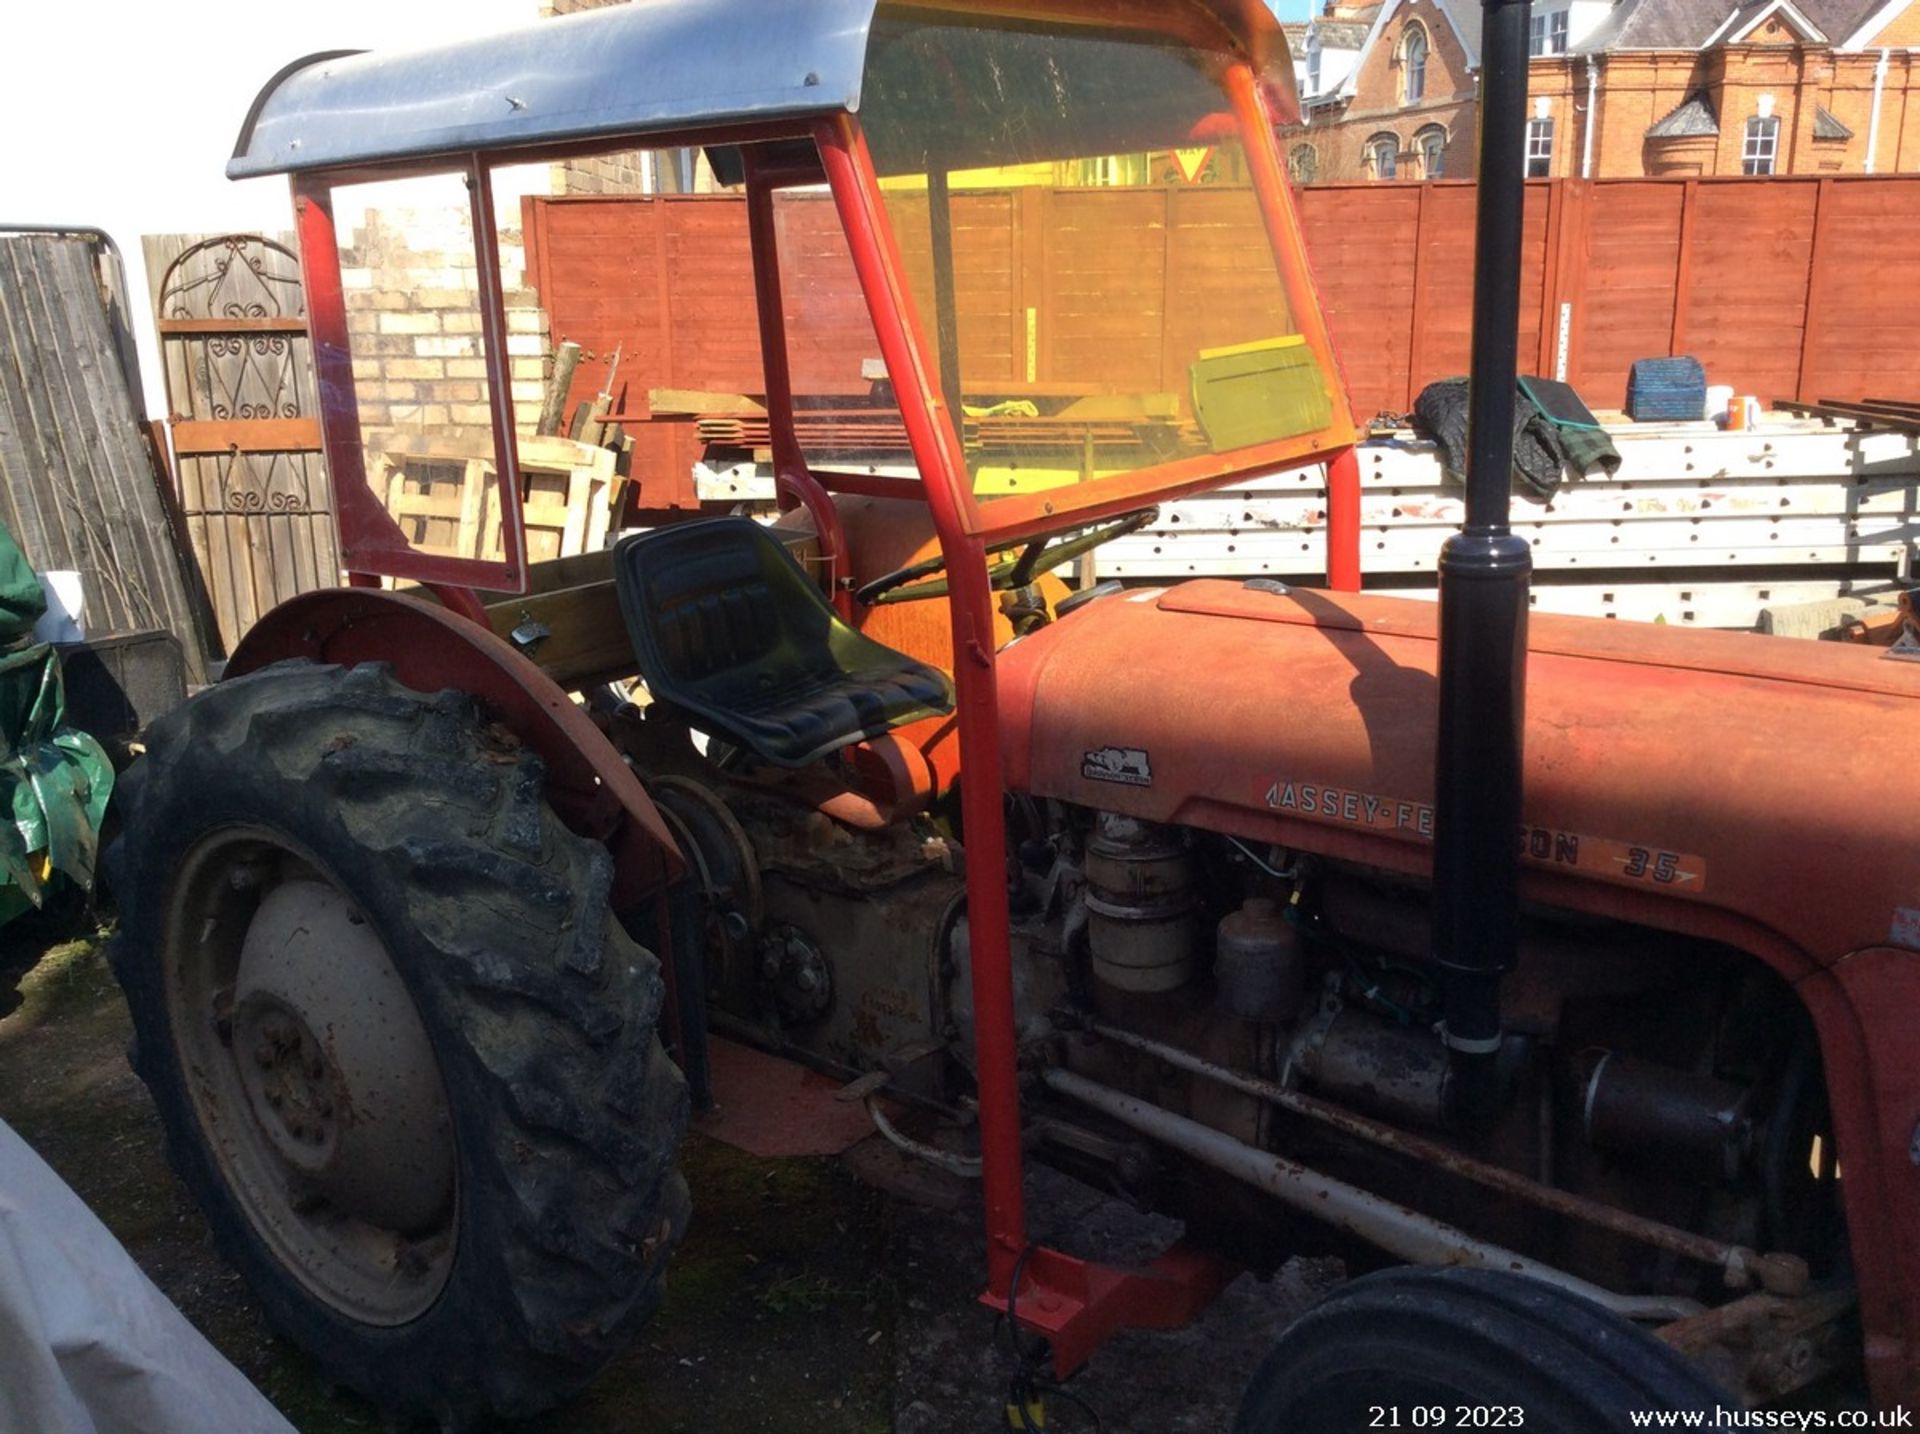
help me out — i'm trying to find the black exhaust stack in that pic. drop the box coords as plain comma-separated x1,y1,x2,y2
1432,0,1534,1129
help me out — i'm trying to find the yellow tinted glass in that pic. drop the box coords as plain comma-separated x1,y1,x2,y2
856,7,1334,506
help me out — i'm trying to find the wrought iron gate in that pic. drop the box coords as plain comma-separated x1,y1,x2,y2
152,233,337,652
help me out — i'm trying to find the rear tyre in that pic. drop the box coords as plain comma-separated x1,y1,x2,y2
1233,1268,1734,1434
108,660,689,1424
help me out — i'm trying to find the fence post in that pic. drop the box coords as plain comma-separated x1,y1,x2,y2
1536,179,1590,384
1406,182,1434,411
1016,188,1047,386
651,196,677,392
1669,179,1698,357
1536,180,1562,376
1794,178,1836,403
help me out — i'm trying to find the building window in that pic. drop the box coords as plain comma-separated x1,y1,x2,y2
1370,133,1400,180
1526,117,1555,177
1307,36,1322,94
1743,115,1781,175
1529,7,1570,55
1402,24,1429,104
1290,144,1320,185
1417,125,1448,179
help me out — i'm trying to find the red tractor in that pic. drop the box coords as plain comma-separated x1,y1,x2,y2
109,0,1916,1427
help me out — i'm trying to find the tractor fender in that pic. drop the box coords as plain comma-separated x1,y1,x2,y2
227,589,683,905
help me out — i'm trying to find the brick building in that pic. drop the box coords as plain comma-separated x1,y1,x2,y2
1288,0,1920,182
1290,0,1474,182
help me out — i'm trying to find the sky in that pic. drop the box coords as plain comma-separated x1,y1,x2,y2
0,0,541,415
1267,0,1319,20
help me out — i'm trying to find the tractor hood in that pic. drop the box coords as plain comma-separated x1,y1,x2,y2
997,580,1920,972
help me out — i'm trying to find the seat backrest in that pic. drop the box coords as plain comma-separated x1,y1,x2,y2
650,538,785,683
615,517,839,705
614,516,956,769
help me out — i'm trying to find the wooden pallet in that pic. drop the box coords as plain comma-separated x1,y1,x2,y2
372,434,617,566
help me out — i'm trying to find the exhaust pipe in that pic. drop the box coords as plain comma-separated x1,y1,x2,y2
1432,0,1535,1128
1042,1067,1702,1322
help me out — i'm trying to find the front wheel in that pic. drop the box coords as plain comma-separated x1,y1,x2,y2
1234,1269,1734,1434
108,661,689,1424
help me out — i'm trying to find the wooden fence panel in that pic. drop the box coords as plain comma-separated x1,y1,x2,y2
1165,188,1298,396
0,234,213,680
1517,182,1555,384
526,196,767,509
1041,189,1168,395
1569,182,1687,407
1680,180,1818,406
665,199,764,391
887,190,1023,386
1402,183,1478,403
524,175,1920,508
1298,184,1423,417
1798,178,1920,402
955,192,1021,385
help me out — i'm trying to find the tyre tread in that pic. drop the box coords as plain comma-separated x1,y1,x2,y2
108,661,688,1422
1234,1268,1736,1434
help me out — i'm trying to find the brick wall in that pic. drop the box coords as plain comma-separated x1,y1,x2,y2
1822,48,1919,175
339,208,548,443
1578,48,1920,179
1564,52,1712,179
556,149,653,196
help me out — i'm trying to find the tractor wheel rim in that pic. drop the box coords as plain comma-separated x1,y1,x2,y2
163,827,457,1326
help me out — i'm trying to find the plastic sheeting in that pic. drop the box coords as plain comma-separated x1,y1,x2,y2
0,1118,294,1434
0,521,113,925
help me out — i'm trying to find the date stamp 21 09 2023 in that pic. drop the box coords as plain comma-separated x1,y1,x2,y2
1369,1409,1528,1429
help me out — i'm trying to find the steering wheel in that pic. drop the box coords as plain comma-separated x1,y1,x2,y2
854,506,1159,607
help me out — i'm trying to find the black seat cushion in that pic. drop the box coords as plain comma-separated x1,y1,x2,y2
613,518,954,768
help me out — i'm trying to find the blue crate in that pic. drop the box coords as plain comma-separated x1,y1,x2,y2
1627,356,1708,422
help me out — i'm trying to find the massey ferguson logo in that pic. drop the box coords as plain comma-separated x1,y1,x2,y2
1082,746,1152,788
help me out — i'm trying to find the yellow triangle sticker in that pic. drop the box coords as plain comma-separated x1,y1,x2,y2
1171,146,1214,183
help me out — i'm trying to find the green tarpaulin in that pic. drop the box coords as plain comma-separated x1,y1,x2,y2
0,521,113,926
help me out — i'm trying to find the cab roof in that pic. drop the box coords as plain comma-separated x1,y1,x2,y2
228,0,1296,180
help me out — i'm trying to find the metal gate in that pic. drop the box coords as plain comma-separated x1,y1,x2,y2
151,233,337,652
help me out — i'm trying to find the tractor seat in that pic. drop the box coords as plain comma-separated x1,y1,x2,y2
612,517,954,769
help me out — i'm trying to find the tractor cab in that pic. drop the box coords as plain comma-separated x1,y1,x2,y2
229,0,1357,609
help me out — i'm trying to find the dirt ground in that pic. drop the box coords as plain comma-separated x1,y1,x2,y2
0,916,1327,1432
